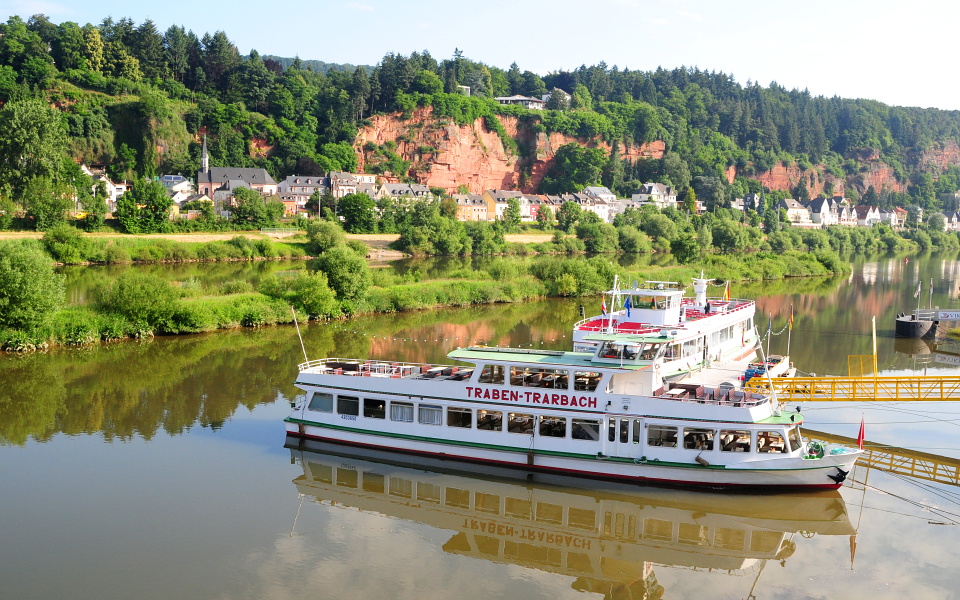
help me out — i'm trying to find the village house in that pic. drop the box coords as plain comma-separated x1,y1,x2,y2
278,175,328,206
195,137,277,198
632,182,677,209
481,189,523,221
452,194,487,221
494,95,545,110
378,183,434,201
582,186,616,204
777,198,815,227
943,211,960,231
855,205,882,227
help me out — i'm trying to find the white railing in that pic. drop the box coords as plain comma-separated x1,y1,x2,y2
261,227,301,235
298,357,474,381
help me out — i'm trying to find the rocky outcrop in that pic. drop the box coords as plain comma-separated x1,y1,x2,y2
357,108,960,196
356,107,664,194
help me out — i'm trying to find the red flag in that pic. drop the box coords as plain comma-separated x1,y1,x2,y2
857,416,865,450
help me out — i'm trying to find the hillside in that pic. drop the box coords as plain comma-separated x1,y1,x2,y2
2,14,960,213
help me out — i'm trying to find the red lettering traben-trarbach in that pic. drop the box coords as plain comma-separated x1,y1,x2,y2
464,387,598,409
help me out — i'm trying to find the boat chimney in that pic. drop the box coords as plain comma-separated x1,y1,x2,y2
693,276,710,307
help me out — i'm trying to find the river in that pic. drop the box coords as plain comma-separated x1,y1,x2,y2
3,252,960,599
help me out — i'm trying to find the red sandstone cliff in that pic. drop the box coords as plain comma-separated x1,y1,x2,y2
356,107,664,194
356,109,960,196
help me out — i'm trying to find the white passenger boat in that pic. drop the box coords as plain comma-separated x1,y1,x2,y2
571,277,759,382
285,333,862,490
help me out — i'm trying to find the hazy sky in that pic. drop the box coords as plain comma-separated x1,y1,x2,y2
2,0,957,110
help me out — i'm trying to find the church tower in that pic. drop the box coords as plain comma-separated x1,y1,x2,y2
201,134,209,174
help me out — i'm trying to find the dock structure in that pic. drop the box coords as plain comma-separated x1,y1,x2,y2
806,429,960,488
745,375,960,402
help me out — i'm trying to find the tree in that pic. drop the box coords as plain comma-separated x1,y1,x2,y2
541,144,607,194
0,240,65,331
682,187,697,214
711,221,748,253
556,201,583,232
94,272,179,331
116,178,171,233
0,99,68,202
575,221,618,253
339,192,377,233
230,186,279,229
670,234,701,264
536,205,554,229
312,246,371,302
22,176,72,231
502,197,522,232
570,84,593,111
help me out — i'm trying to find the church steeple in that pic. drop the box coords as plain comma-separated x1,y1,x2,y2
201,134,209,174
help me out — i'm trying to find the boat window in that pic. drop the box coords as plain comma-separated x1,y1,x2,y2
678,523,709,546
510,367,569,389
476,409,502,431
337,396,359,416
505,497,532,520
418,404,442,426
417,482,441,504
757,430,786,453
539,416,567,438
683,427,715,450
568,508,596,530
447,407,472,428
390,402,414,422
507,413,534,434
619,419,630,443
362,473,385,494
638,344,660,360
307,392,333,412
647,425,678,448
536,502,564,525
663,344,681,360
476,492,500,514
572,419,601,441
643,518,673,541
574,371,602,392
682,339,700,357
389,477,412,498
786,426,802,453
363,398,386,419
715,528,746,550
336,468,358,488
608,419,616,442
632,420,642,443
478,364,505,384
445,487,470,508
720,430,752,452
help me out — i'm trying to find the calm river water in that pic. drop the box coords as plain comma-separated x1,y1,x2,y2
3,253,960,599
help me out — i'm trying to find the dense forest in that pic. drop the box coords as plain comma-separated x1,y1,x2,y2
3,13,960,221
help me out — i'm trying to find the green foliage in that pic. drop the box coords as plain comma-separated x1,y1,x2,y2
0,99,67,201
339,192,377,233
42,223,90,263
528,256,619,296
0,239,65,331
259,271,338,318
541,144,607,194
94,271,180,330
115,177,171,233
22,176,73,230
556,201,583,232
230,186,282,229
501,197,522,232
311,246,371,302
575,221,619,253
670,234,701,263
305,219,346,254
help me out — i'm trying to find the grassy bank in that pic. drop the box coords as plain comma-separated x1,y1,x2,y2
0,238,848,350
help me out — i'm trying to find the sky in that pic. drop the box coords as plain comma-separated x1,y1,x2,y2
2,0,958,110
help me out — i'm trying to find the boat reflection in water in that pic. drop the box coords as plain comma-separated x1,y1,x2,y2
286,436,856,599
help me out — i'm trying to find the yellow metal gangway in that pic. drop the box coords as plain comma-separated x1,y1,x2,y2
745,375,960,401
744,352,960,401
805,428,960,487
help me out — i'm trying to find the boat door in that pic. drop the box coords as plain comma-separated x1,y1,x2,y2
607,417,643,458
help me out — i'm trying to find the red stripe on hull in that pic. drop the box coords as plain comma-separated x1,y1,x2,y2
286,431,841,491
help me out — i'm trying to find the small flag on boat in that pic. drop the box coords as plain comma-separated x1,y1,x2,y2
857,416,865,450
624,296,632,317
723,282,730,301
601,298,607,315
914,281,922,298
789,304,794,330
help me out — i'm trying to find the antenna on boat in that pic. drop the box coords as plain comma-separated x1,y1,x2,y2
291,306,309,363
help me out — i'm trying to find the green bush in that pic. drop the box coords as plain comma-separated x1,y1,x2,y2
94,272,180,331
0,240,65,331
306,220,346,254
312,246,372,301
42,224,90,264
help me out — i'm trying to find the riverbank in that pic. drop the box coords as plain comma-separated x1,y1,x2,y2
0,239,848,351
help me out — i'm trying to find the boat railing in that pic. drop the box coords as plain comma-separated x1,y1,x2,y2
659,383,770,408
573,297,754,332
298,357,474,381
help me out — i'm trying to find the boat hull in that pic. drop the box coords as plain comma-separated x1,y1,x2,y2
895,315,937,338
285,418,857,490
